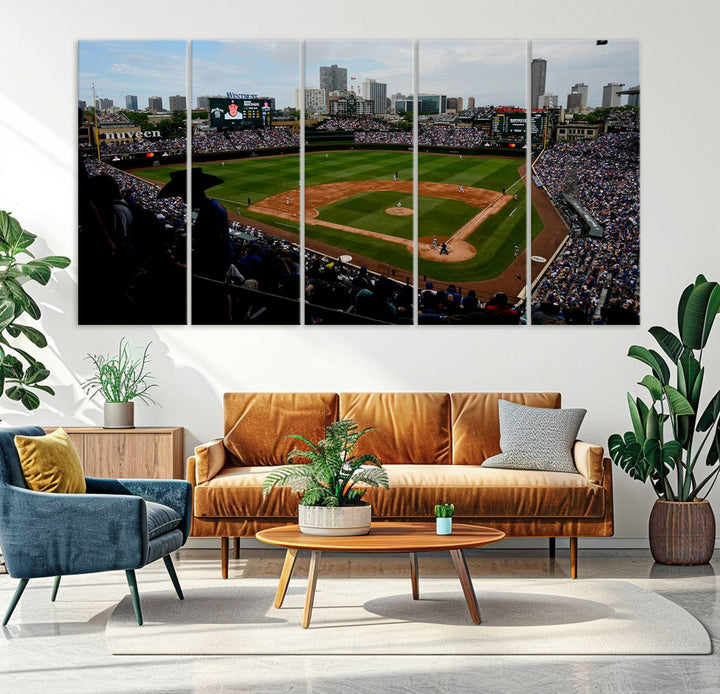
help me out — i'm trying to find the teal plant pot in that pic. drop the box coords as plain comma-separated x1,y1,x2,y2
436,517,452,535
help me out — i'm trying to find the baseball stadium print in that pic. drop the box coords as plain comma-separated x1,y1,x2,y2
77,39,640,326
530,40,640,325
78,40,188,325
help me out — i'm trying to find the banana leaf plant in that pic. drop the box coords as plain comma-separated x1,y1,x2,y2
609,275,720,501
0,211,70,411
262,419,389,506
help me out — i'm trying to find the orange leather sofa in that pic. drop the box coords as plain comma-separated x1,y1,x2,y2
187,392,613,578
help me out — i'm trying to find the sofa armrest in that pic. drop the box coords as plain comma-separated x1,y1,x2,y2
573,440,605,485
85,477,192,541
192,438,226,484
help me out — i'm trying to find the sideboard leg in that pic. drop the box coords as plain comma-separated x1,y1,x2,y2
234,537,241,559
549,537,556,558
409,552,419,599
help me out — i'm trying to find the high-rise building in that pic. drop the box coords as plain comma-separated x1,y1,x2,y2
602,82,624,108
570,82,589,109
78,100,87,110
467,96,475,109
296,87,327,115
319,64,347,93
95,98,113,111
457,97,464,111
539,93,558,109
446,97,458,113
567,92,583,111
125,95,138,111
390,92,405,113
197,95,210,110
626,85,640,108
531,58,547,110
148,96,163,112
418,94,447,114
169,95,186,111
362,79,387,115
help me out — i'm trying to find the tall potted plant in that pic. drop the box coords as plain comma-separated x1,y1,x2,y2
263,419,389,536
609,274,720,564
0,210,70,412
83,339,158,429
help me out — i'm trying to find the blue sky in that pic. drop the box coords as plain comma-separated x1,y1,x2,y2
78,39,639,112
78,41,186,109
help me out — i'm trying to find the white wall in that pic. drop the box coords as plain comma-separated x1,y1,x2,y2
1,0,719,547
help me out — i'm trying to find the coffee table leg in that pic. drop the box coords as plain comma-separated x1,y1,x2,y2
409,552,419,599
302,550,321,629
274,548,299,608
449,549,481,624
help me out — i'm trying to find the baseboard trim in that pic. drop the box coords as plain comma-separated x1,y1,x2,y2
184,536,720,551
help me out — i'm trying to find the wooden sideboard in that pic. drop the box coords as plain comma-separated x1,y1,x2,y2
43,427,184,480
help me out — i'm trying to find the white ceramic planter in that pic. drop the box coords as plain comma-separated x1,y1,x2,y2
298,504,372,536
103,402,135,429
436,517,453,535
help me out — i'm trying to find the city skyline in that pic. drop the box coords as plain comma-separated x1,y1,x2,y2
78,41,186,110
533,40,639,108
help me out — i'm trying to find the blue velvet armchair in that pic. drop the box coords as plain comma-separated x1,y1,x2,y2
0,426,192,626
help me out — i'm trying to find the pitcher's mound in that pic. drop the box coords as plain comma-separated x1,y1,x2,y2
386,207,413,216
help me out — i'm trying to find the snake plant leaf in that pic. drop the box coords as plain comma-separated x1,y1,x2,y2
697,389,720,432
628,345,670,384
678,276,720,350
649,326,686,363
663,385,695,416
638,374,663,401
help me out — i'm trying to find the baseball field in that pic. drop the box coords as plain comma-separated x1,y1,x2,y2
137,150,543,287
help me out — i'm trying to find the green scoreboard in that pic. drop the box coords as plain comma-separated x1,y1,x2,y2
209,98,272,128
491,111,546,136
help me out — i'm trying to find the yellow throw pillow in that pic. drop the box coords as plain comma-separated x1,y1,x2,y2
14,428,86,494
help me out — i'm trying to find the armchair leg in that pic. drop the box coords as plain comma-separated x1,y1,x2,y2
548,537,556,558
570,537,578,579
3,578,29,626
221,537,229,579
51,576,61,602
125,570,143,626
163,555,184,600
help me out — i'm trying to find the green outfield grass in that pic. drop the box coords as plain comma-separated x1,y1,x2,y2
133,150,539,282
316,191,479,241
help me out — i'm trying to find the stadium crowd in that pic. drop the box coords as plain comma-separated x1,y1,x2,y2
355,125,485,148
533,119,640,324
316,117,391,131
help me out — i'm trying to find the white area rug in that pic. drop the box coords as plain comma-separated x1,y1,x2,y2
105,578,711,655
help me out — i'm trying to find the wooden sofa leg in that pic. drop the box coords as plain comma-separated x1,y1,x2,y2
548,537,556,558
221,537,229,579
570,537,578,579
234,537,241,559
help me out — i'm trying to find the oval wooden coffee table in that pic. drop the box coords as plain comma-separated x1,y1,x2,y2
256,521,505,628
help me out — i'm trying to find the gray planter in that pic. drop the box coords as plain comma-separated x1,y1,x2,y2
103,402,135,429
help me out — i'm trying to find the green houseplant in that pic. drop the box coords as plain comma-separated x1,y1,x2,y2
0,210,70,411
263,419,389,536
83,339,158,429
435,503,455,535
609,274,720,564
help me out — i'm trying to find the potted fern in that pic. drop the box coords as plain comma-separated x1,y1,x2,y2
83,339,158,428
609,275,720,564
262,419,389,536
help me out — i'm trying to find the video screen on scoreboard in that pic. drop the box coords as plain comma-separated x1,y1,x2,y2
209,98,272,128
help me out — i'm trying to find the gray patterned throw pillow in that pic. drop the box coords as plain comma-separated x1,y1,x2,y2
482,399,586,473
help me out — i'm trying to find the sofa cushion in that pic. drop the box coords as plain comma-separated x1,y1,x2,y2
145,500,183,540
482,400,585,474
14,428,86,494
193,464,603,520
223,393,338,467
339,392,451,465
451,392,562,464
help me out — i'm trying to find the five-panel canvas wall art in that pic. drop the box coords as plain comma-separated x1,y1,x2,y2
78,40,639,326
